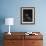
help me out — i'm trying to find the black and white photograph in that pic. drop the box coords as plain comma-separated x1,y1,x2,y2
21,7,35,24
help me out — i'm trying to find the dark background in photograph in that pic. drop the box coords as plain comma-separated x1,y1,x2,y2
23,9,32,22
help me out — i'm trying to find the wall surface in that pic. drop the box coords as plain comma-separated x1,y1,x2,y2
0,0,46,46
0,0,46,32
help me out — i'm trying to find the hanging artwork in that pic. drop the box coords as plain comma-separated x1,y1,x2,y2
21,7,35,24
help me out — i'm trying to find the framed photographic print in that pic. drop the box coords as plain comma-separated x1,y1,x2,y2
21,7,35,24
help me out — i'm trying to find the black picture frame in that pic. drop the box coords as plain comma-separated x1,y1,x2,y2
21,7,35,24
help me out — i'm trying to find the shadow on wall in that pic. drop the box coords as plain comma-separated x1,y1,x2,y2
0,16,5,46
